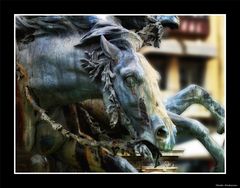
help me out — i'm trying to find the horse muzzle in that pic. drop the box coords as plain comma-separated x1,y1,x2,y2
151,115,176,151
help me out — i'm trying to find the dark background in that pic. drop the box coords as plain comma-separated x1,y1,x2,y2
0,0,239,187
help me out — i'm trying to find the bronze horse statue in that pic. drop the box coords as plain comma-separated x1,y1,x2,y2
16,16,225,172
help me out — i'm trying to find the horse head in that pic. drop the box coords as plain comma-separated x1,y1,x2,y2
99,35,177,158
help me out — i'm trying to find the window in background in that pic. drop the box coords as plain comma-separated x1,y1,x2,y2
145,54,170,90
179,57,207,89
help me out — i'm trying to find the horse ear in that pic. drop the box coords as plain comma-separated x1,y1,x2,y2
100,35,122,62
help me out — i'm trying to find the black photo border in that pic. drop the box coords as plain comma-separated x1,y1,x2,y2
1,0,239,187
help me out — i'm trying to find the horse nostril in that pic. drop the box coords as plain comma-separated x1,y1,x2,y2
156,127,168,139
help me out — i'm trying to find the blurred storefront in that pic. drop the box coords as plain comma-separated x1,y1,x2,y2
140,15,225,172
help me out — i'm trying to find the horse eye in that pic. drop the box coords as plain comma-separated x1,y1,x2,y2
125,76,137,88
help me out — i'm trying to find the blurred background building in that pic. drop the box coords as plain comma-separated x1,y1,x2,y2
140,15,225,172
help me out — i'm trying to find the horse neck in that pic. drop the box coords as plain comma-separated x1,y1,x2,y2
32,73,103,109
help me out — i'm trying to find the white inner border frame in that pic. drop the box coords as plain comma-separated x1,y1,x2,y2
14,14,226,174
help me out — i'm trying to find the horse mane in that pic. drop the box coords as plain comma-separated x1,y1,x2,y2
79,39,135,128
78,31,142,129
